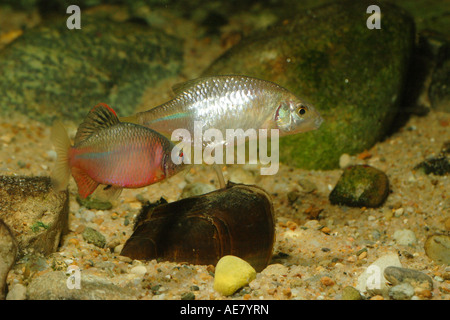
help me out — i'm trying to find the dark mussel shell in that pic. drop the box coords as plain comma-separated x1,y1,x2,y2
121,182,275,272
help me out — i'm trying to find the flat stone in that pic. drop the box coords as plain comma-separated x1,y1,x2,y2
384,266,433,291
27,271,137,300
424,234,450,265
356,253,402,297
393,229,417,246
0,176,69,256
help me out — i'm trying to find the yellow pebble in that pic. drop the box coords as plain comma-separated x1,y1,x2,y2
213,255,256,296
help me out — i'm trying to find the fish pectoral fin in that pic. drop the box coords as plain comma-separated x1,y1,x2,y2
93,184,123,202
72,167,99,199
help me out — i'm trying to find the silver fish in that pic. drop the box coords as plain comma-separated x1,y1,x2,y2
122,75,323,145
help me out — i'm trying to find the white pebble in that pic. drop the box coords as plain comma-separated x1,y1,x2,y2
393,229,416,246
394,208,404,217
130,265,147,276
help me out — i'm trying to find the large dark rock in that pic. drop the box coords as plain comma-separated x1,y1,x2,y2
203,1,415,169
0,14,183,124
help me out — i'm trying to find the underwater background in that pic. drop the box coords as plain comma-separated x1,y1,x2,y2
0,0,449,300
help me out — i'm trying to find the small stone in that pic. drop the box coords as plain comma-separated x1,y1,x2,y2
82,227,106,248
130,265,147,276
394,208,404,217
393,229,417,246
356,253,402,296
388,283,415,300
181,291,195,300
424,234,450,265
297,178,317,193
76,195,112,210
329,165,390,208
320,276,335,286
213,255,256,296
384,266,433,291
342,286,362,300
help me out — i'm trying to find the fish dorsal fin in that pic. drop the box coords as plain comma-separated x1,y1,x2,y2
171,77,210,96
75,103,120,144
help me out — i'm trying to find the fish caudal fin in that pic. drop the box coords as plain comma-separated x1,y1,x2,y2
71,167,100,199
50,121,72,192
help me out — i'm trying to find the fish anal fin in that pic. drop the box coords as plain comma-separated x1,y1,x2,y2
72,167,99,199
74,103,120,144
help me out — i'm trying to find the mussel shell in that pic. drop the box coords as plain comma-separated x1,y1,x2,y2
121,182,275,271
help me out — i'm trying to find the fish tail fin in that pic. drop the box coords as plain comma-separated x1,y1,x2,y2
119,114,139,124
50,121,72,192
71,167,100,199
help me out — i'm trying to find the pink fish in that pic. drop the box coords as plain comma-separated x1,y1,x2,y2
51,103,184,199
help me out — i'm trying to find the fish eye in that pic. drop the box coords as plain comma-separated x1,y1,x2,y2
298,106,307,116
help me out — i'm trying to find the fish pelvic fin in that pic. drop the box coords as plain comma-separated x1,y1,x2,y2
71,167,100,199
119,114,139,124
74,103,120,144
92,184,123,202
50,121,72,192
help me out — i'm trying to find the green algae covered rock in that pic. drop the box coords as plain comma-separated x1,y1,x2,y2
0,14,183,124
329,165,390,208
204,0,415,169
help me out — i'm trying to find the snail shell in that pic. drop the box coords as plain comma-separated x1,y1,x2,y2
121,182,275,272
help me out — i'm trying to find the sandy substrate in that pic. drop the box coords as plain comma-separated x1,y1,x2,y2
1,108,449,300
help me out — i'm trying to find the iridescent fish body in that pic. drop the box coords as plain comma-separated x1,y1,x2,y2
51,103,184,199
122,75,323,146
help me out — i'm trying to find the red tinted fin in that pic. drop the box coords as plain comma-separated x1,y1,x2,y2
72,167,99,198
74,103,120,144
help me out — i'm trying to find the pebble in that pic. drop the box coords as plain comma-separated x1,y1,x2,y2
130,265,147,276
356,253,402,296
424,234,450,265
342,286,363,300
384,266,433,291
388,283,415,300
297,178,317,193
393,229,417,246
389,283,414,300
329,165,390,208
82,227,106,248
213,255,256,296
